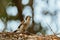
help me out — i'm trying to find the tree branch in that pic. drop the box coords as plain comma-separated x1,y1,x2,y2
12,0,23,21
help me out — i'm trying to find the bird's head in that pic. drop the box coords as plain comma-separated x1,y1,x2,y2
25,16,31,21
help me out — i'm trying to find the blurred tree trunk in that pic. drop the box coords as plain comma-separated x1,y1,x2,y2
12,0,23,21
0,0,9,32
27,0,36,34
0,0,8,17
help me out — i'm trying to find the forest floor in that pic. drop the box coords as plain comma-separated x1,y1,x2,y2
0,32,60,40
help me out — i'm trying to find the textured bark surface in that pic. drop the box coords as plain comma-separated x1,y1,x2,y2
0,32,60,40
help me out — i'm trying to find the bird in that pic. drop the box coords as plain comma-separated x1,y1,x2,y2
14,16,31,33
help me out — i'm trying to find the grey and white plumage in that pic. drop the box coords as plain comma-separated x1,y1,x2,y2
14,16,31,33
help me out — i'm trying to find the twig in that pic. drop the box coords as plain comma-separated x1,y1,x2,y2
46,23,57,36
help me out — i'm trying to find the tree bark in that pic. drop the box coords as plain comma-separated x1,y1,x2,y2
12,0,23,21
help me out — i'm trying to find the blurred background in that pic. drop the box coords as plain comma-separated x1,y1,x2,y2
0,0,60,36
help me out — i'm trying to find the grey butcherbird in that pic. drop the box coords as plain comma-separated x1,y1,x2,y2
14,16,31,33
